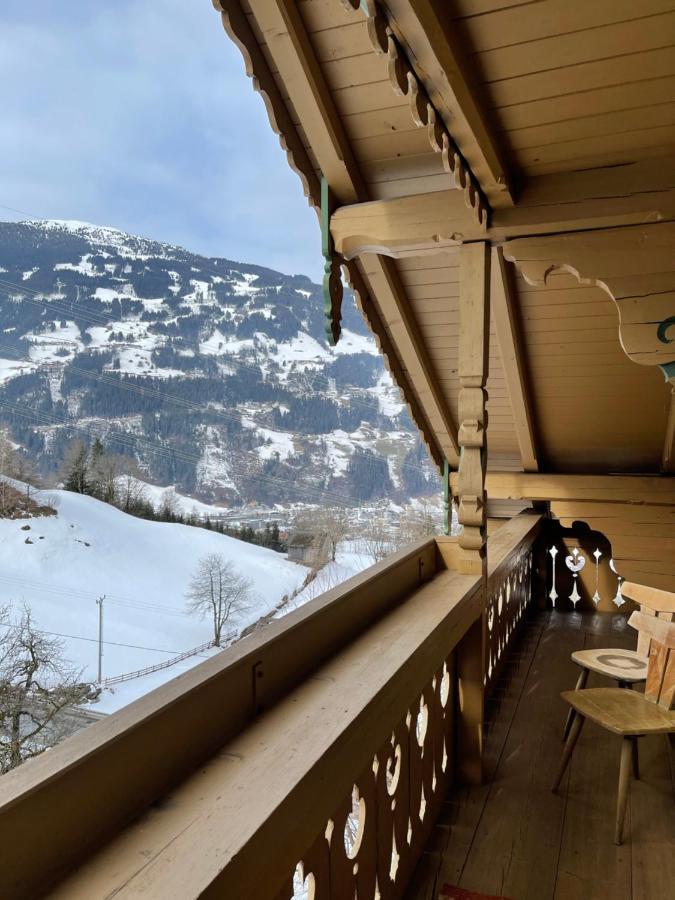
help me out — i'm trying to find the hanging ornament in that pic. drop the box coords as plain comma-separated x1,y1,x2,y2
565,547,586,608
609,558,625,608
548,546,559,607
592,548,602,606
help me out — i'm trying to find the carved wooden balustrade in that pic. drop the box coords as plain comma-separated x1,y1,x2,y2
0,515,542,900
484,544,534,696
267,515,542,900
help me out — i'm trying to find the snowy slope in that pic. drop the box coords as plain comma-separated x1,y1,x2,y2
0,489,309,711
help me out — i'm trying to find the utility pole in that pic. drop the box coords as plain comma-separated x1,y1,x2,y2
96,595,105,683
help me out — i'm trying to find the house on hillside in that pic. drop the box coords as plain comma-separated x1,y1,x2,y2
286,530,331,567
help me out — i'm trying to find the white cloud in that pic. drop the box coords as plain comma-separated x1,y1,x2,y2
0,0,321,279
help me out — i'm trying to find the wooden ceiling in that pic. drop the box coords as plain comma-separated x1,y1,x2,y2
218,0,675,477
451,0,675,178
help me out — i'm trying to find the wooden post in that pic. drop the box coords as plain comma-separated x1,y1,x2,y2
455,241,490,784
457,242,490,576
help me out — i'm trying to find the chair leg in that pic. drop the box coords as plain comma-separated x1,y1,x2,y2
631,737,639,780
615,737,632,845
562,668,589,742
553,713,585,793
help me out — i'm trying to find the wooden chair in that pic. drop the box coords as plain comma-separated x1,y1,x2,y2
552,610,675,845
561,581,675,741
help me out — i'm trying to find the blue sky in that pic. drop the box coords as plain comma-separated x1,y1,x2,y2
0,0,322,279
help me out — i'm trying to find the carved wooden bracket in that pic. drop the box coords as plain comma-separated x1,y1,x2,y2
503,223,675,384
339,0,489,230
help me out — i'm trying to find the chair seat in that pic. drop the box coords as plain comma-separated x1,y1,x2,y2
571,648,647,683
561,687,675,735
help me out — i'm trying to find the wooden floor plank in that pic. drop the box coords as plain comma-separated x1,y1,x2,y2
455,613,582,900
629,732,675,900
406,611,672,900
405,613,544,898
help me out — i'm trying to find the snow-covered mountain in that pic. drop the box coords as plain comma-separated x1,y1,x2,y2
0,220,437,510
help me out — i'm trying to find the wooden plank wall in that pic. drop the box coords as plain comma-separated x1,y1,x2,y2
394,251,522,467
452,0,675,176
551,499,675,594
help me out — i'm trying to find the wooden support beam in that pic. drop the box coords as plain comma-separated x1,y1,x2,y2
449,473,675,506
457,242,490,576
490,247,538,473
330,157,675,258
244,0,459,464
384,0,513,208
503,222,675,376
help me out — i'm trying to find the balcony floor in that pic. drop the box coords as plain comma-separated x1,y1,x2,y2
406,610,675,900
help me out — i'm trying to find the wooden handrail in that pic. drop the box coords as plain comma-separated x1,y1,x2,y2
0,517,543,899
0,537,438,898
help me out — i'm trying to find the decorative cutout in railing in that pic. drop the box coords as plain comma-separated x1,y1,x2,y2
485,550,532,693
277,656,455,900
547,545,625,610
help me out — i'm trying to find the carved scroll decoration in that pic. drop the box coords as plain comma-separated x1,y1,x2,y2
503,223,675,383
340,0,489,230
213,0,320,211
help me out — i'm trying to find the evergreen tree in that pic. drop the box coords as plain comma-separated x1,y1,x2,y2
62,442,90,494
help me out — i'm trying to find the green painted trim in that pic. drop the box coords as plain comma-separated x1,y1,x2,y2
443,457,450,535
321,176,330,260
321,175,343,346
657,316,675,344
659,360,675,383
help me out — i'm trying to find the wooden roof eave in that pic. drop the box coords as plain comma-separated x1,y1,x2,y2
214,0,460,471
379,0,514,208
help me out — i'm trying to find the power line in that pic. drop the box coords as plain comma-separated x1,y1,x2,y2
1,621,205,656
0,397,359,507
1,573,194,620
0,275,394,421
0,336,434,484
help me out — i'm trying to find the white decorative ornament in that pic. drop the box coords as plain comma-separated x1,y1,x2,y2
592,548,602,606
565,547,586,608
609,558,625,608
548,546,559,607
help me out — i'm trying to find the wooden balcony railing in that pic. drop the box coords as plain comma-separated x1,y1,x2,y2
0,514,542,900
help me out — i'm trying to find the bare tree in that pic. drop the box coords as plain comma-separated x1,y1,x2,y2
160,486,180,520
358,515,395,564
117,465,148,514
394,501,439,550
90,451,125,505
0,606,93,774
292,506,350,564
185,555,254,646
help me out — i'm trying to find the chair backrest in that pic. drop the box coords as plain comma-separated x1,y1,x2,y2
622,582,675,657
628,610,675,709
